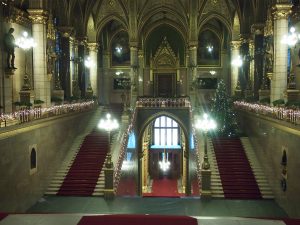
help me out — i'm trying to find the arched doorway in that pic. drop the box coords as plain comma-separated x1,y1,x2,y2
141,115,188,197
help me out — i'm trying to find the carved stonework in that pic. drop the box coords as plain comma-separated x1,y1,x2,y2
152,37,178,68
28,9,48,24
4,5,31,27
265,8,273,37
87,42,99,52
58,26,74,38
47,14,56,40
251,23,265,35
202,0,230,23
230,40,242,50
273,4,292,20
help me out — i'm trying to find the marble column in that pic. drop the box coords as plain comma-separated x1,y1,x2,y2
102,50,110,104
272,4,292,103
230,40,242,96
189,45,197,107
69,36,75,97
138,50,144,96
249,39,255,91
87,42,98,97
28,9,51,106
130,45,138,107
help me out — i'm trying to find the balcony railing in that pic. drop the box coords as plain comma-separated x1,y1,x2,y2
234,101,300,125
136,97,190,108
0,101,95,128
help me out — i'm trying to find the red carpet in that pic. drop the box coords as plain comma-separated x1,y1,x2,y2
143,177,183,197
77,214,197,225
0,213,8,221
213,138,262,199
57,130,108,196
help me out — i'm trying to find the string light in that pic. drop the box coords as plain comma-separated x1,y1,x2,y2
0,101,95,127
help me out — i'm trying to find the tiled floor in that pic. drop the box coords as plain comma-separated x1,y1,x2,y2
28,196,287,218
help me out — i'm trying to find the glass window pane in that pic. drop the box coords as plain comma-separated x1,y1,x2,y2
154,129,160,145
161,129,165,146
154,118,160,127
166,117,172,127
167,129,172,146
172,120,178,127
161,116,165,127
172,129,178,145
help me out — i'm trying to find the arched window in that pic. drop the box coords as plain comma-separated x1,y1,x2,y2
153,116,179,147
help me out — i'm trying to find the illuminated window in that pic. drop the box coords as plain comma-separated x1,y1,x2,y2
153,116,179,147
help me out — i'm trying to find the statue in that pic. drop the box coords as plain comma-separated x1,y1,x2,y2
4,28,17,69
265,39,273,73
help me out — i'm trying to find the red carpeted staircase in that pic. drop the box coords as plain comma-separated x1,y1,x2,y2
212,138,262,199
143,177,183,197
57,130,109,196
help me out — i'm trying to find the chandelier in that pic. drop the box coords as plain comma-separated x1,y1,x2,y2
159,149,170,172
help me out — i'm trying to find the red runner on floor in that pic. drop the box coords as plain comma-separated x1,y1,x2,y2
77,214,197,225
57,130,108,196
213,138,262,199
0,213,8,221
143,177,183,197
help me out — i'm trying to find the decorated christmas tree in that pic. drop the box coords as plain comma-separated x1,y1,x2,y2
211,79,238,137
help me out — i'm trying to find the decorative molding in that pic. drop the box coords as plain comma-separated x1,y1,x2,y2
152,37,178,68
273,4,292,20
265,8,273,37
87,42,99,52
58,26,74,38
47,13,56,40
251,23,265,35
4,6,31,27
230,40,242,50
27,9,48,24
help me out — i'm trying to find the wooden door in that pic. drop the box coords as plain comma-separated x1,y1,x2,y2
155,73,176,97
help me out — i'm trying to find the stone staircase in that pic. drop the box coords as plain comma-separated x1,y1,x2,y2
240,137,274,199
208,137,274,199
45,108,107,196
207,138,224,198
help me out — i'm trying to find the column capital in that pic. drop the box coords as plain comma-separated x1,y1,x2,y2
87,42,99,52
249,39,255,49
273,4,292,20
230,40,242,50
77,36,88,46
28,9,48,24
251,23,265,35
58,26,74,38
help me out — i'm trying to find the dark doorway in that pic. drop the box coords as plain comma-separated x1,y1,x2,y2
155,73,176,97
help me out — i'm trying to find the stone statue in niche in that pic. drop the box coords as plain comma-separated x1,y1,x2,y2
265,38,274,73
3,28,17,69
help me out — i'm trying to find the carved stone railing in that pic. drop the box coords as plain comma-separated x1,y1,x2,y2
113,107,137,191
234,101,300,125
0,101,95,128
136,97,190,108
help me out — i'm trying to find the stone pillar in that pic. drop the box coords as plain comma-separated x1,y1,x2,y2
189,45,197,107
72,40,81,98
59,27,73,99
249,39,255,91
28,9,51,106
130,45,138,108
138,50,144,96
103,50,110,104
272,4,292,103
77,39,87,98
230,40,242,96
87,43,98,98
251,24,265,99
201,169,212,198
69,36,75,97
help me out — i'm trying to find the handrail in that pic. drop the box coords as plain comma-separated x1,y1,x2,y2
234,101,300,125
0,101,95,128
113,107,137,191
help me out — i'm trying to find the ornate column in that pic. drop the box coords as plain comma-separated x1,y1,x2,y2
249,39,255,91
188,44,197,107
58,27,73,99
28,9,51,106
87,42,98,98
230,40,242,96
251,24,265,99
77,38,87,98
102,50,110,104
130,45,138,108
71,40,81,98
272,3,292,103
138,50,144,96
69,36,75,97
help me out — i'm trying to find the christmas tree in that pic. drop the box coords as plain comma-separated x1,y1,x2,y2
211,79,238,137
